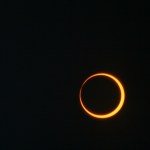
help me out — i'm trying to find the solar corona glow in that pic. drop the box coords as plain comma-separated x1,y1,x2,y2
79,73,125,119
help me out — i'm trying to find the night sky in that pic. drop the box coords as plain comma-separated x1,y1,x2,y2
1,1,150,150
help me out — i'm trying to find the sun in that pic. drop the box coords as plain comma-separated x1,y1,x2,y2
79,73,125,119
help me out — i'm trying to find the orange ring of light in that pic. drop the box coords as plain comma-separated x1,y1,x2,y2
79,73,125,119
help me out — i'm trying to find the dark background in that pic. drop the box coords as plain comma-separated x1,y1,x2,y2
1,1,150,150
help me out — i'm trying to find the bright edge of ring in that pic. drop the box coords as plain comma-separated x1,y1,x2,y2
79,73,125,119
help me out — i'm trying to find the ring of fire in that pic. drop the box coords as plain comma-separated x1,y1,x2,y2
79,73,125,119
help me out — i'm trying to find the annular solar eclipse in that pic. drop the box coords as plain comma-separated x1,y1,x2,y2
79,73,125,119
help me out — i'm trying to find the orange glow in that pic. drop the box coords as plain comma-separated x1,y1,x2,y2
79,73,125,119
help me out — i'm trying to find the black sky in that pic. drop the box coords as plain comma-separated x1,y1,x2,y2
1,1,150,150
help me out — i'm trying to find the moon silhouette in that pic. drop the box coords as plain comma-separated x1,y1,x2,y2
79,73,125,119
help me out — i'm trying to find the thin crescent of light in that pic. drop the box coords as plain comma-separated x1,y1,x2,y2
79,73,125,119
